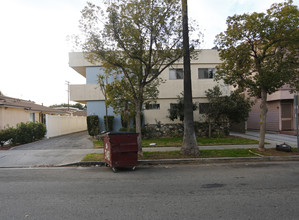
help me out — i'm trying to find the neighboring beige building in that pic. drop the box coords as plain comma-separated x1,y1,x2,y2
247,85,297,134
0,95,68,130
69,49,230,130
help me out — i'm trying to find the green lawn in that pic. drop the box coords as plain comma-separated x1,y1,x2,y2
142,136,258,147
140,149,255,159
82,148,258,162
93,136,258,148
81,153,104,161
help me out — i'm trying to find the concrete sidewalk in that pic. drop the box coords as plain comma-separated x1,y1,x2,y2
0,149,102,168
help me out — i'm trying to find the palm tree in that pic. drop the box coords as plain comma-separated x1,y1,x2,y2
181,0,200,156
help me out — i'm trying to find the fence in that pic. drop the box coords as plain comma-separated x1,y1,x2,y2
46,115,87,138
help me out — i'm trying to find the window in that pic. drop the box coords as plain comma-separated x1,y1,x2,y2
199,103,210,114
169,68,184,79
170,103,179,110
145,103,160,110
198,68,216,79
30,113,35,122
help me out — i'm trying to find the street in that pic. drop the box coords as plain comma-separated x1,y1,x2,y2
1,162,299,220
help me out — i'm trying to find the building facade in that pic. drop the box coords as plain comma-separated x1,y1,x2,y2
69,49,229,131
69,50,297,134
247,85,297,134
0,95,68,130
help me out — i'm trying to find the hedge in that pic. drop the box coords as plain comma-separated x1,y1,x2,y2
87,115,100,137
0,122,46,146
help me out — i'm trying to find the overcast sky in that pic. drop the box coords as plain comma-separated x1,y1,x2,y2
0,0,298,106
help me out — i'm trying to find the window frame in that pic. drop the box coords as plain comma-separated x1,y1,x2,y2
169,68,184,80
145,103,160,110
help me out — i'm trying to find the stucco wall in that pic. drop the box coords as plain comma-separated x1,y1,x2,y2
144,97,212,124
87,100,122,132
0,107,37,130
45,115,87,138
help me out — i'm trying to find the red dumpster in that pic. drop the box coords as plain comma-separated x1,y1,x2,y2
102,132,138,172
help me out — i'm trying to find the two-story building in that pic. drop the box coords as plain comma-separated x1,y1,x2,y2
68,49,229,131
68,49,297,134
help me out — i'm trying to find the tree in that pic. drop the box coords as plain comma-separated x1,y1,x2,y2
79,0,199,154
205,85,252,125
0,91,3,96
106,77,160,131
168,92,197,122
105,79,134,131
181,0,200,156
98,74,110,131
215,0,299,151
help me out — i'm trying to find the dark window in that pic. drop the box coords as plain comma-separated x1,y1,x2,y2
169,69,184,79
170,103,179,110
198,68,215,79
145,103,160,110
199,103,210,114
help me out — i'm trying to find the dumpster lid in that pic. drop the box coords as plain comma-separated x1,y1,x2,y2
104,131,138,135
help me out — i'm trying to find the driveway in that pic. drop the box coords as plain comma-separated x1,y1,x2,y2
0,131,101,168
11,131,93,150
231,131,299,147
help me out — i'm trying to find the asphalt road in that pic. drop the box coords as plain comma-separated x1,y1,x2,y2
1,162,298,220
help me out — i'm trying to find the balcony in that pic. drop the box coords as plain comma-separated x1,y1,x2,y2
70,84,104,103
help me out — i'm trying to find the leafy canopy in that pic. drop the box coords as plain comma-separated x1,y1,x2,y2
205,86,252,124
168,92,197,122
215,0,299,97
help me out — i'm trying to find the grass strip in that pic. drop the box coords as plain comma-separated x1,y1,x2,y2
141,149,255,159
81,153,104,162
82,148,260,162
94,136,259,148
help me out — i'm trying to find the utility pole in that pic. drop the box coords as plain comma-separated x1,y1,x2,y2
65,80,70,111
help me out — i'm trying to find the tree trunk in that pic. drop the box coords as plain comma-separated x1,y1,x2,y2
125,102,130,132
258,89,268,151
135,99,143,156
105,98,109,131
181,0,200,156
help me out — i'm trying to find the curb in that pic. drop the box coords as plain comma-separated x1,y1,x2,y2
61,155,299,167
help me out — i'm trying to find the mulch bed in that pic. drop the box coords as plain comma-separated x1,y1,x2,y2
0,145,15,150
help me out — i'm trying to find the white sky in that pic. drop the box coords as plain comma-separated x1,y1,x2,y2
0,0,298,106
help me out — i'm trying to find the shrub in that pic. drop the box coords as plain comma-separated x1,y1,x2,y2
0,122,46,146
0,127,16,146
15,122,33,144
87,115,100,137
104,115,114,131
33,122,47,140
14,122,46,144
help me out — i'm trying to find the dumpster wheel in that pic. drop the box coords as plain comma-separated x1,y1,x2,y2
112,167,118,173
131,166,136,171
